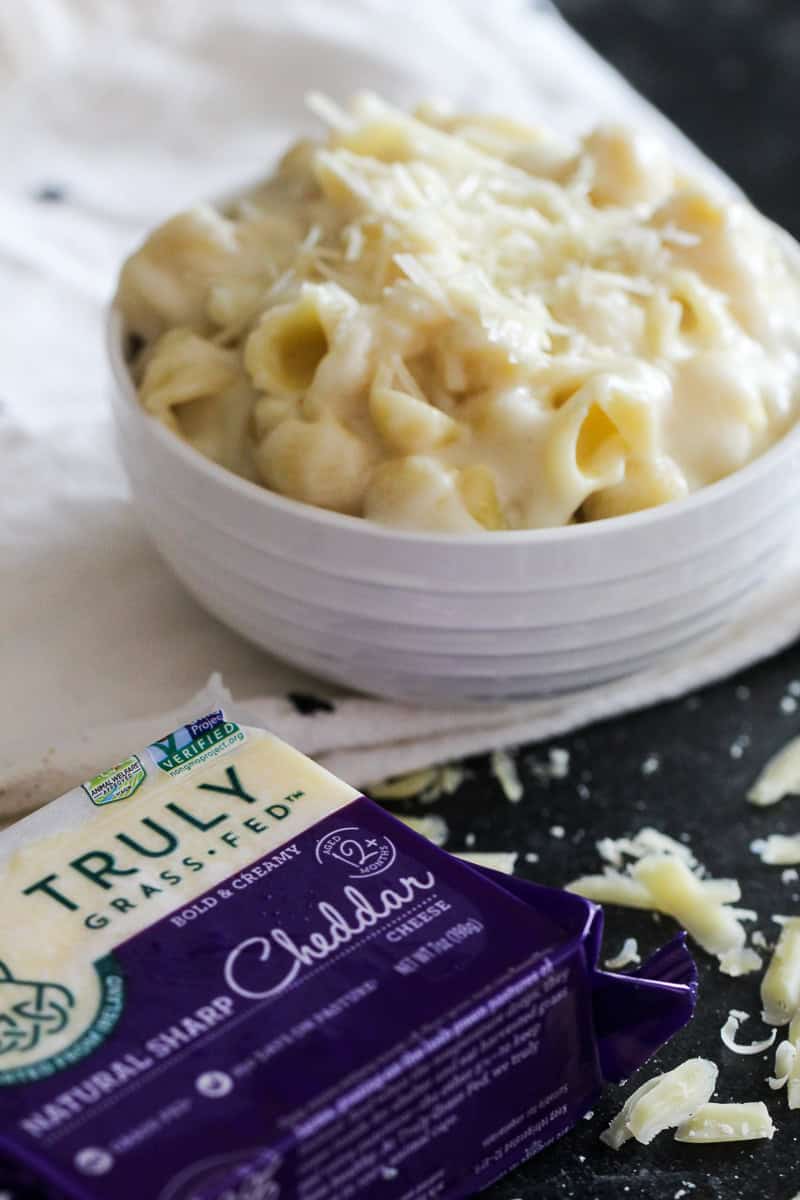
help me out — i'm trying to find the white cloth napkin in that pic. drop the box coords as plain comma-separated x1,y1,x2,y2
2,0,798,820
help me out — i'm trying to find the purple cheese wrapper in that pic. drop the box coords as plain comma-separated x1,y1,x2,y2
0,723,696,1200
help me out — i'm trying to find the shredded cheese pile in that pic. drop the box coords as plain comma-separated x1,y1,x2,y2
378,746,800,1158
567,827,762,975
601,1059,718,1148
603,1058,775,1149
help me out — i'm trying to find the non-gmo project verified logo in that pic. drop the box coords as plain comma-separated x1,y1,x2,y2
186,710,226,741
148,710,245,778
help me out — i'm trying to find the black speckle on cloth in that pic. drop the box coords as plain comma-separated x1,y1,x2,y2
287,692,336,716
32,184,67,204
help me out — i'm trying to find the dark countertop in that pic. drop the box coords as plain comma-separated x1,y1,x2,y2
464,4,800,1193
419,645,800,1198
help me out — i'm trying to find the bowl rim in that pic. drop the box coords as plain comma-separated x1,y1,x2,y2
107,303,800,548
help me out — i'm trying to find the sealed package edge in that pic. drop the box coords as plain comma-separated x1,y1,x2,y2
0,711,696,1199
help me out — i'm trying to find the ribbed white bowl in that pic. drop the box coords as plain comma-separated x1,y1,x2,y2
108,310,800,702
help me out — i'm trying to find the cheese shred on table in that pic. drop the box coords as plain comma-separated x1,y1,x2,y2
567,828,761,975
601,1058,718,1148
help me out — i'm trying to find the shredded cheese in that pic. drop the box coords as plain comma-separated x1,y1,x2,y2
703,879,743,905
548,748,570,779
596,828,695,868
566,871,654,909
762,918,800,1025
788,1070,800,1109
789,1011,800,1044
568,830,759,974
674,1101,774,1143
784,1008,800,1106
396,814,449,847
718,947,764,977
454,851,518,874
719,1010,776,1056
604,937,641,971
751,835,800,866
768,1039,797,1089
596,836,625,868
632,855,745,959
490,750,523,803
369,769,440,800
433,765,468,800
748,736,800,806
604,1058,719,1147
600,1077,662,1150
788,1041,800,1110
369,764,467,802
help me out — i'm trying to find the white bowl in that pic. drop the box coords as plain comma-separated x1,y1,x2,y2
108,309,800,702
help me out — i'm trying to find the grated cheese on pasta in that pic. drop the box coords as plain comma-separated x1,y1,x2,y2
116,94,800,533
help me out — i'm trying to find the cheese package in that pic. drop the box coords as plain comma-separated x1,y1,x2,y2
0,712,697,1199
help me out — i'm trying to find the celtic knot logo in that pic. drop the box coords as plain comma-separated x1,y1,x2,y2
0,960,75,1056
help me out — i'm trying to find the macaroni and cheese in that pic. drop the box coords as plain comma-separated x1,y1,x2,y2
116,94,800,532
